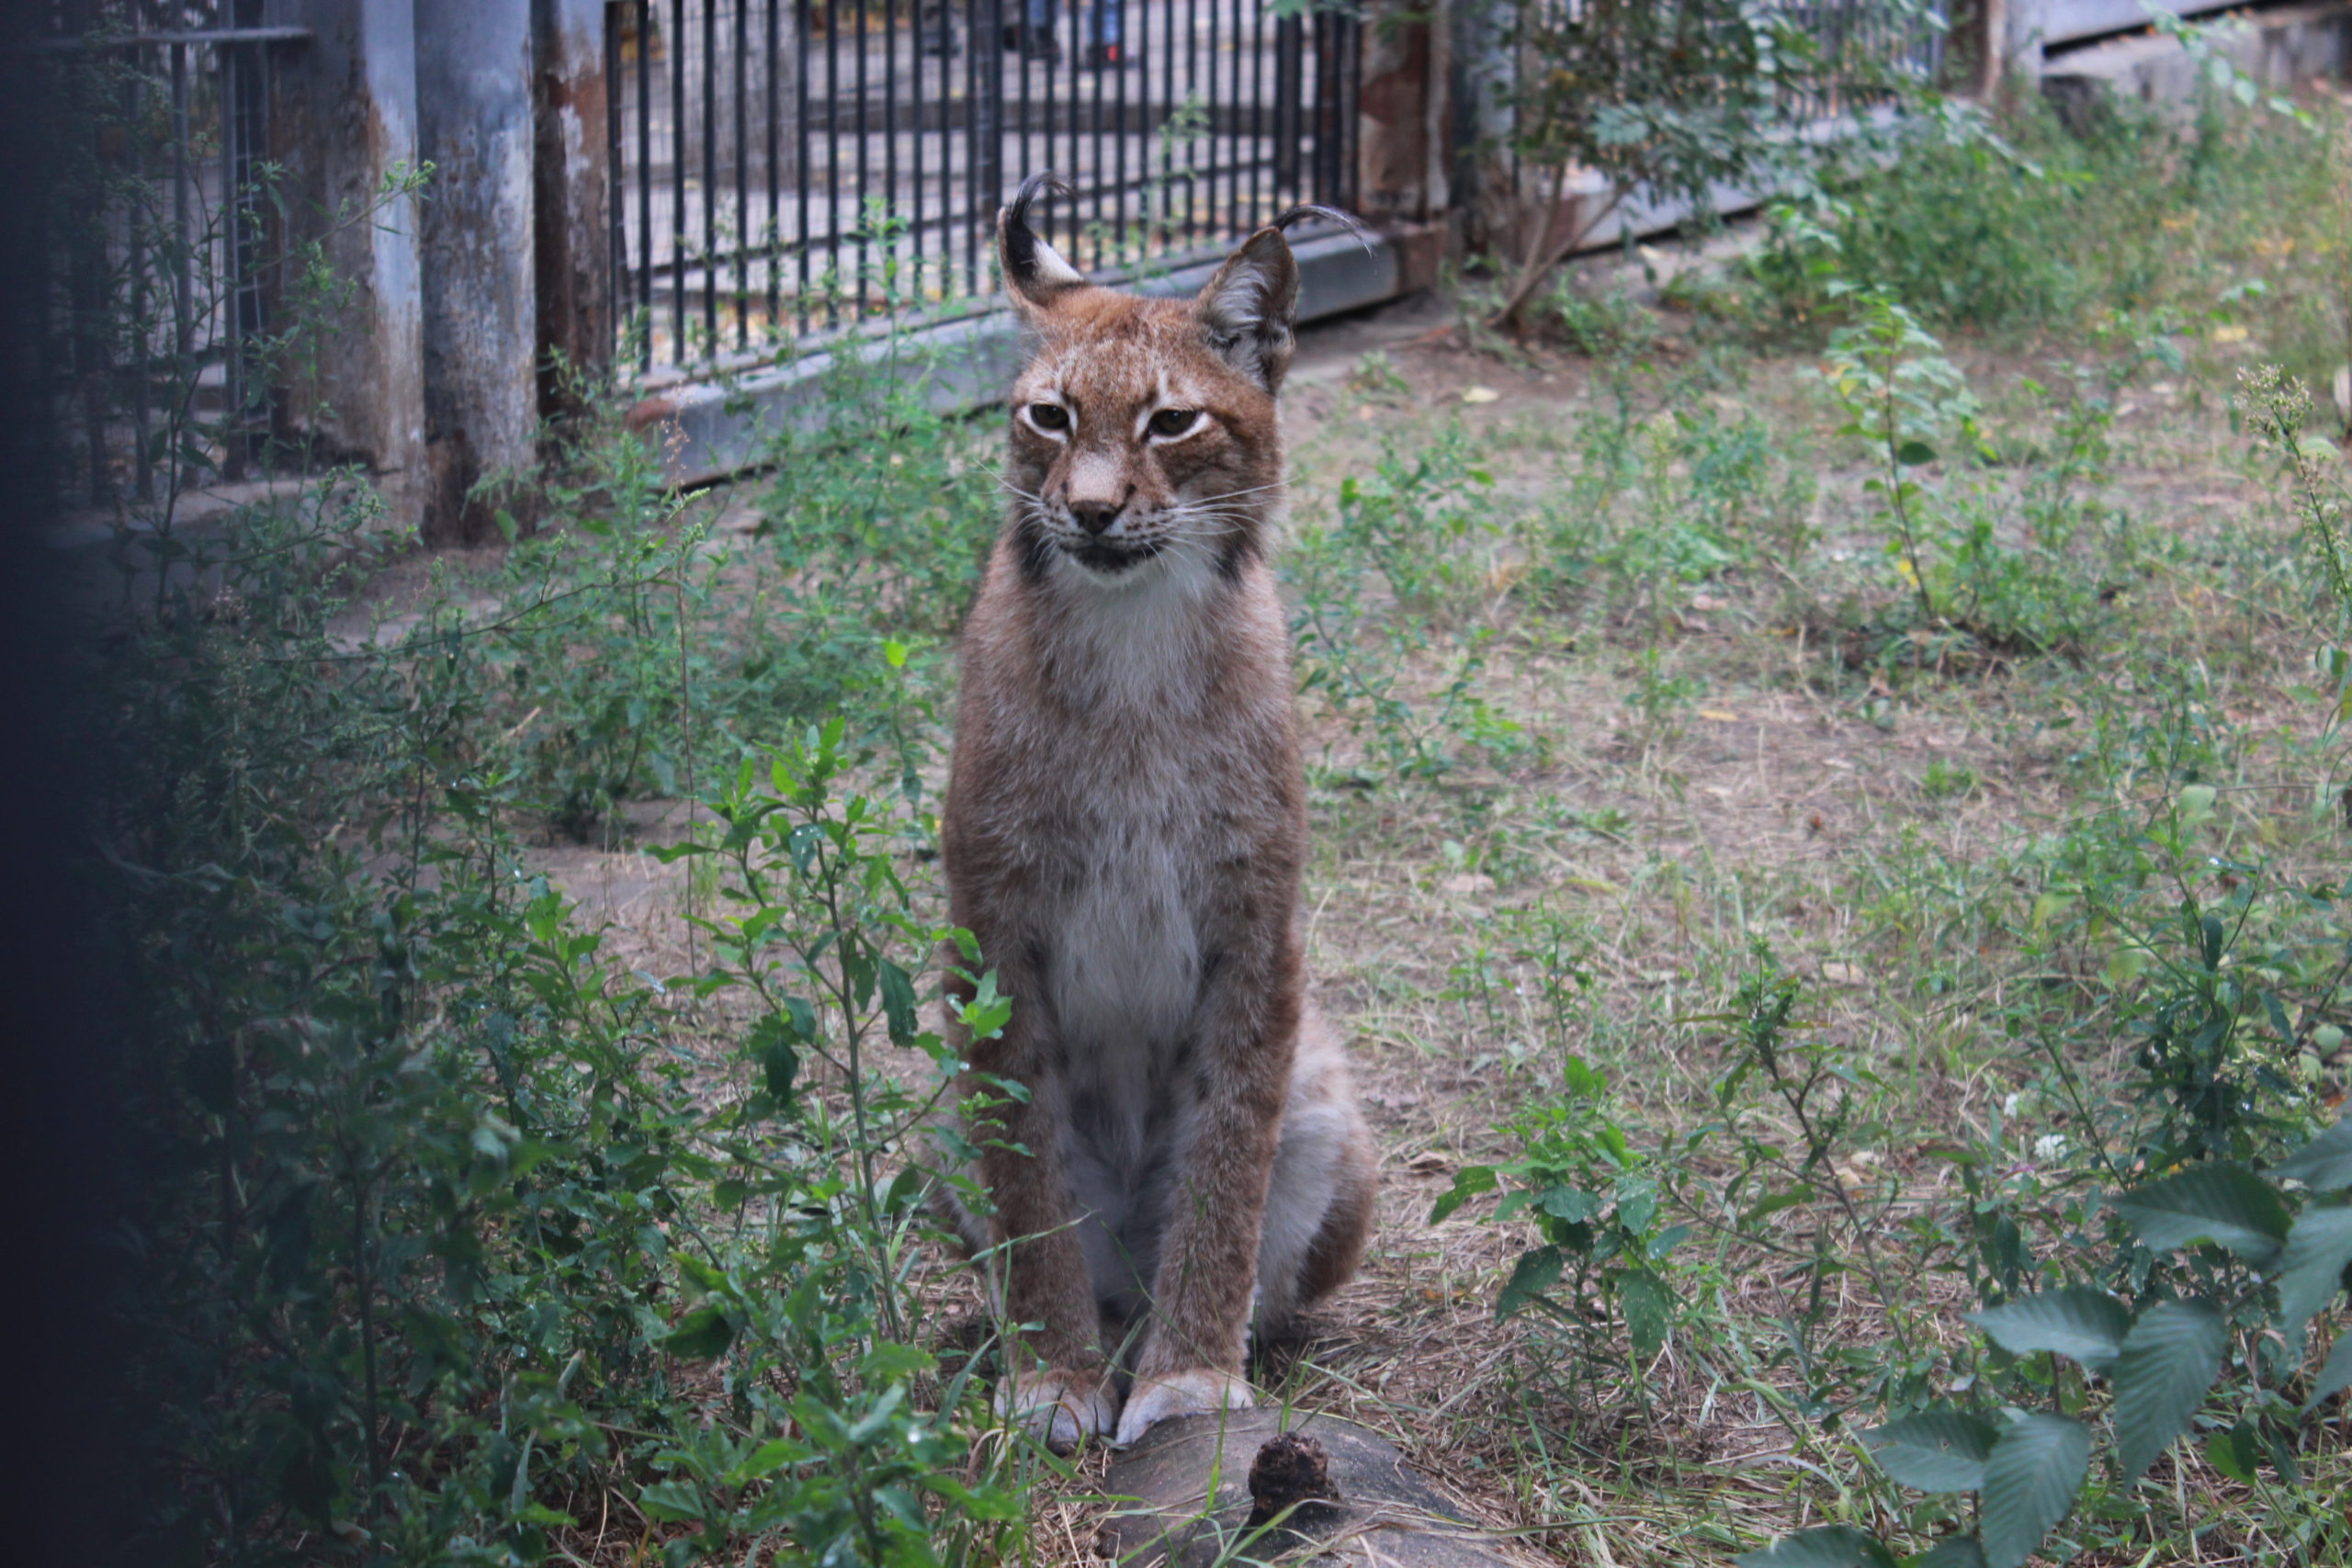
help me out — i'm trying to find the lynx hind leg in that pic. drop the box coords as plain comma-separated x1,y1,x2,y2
1252,1001,1377,1337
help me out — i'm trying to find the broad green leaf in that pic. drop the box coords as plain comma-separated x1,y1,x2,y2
1734,1525,1891,1568
1979,1414,2089,1568
2204,1422,2262,1483
1968,1288,2129,1371
2111,1300,2225,1484
861,1340,939,1381
2277,1204,2352,1344
1896,439,1938,466
877,959,920,1045
845,1382,907,1443
1617,1270,1673,1359
2302,1333,2352,1413
636,1479,707,1523
2274,1119,2352,1190
1860,1409,1999,1493
1540,1184,1600,1222
2112,1164,2290,1265
1910,1540,1985,1568
1430,1164,1498,1224
659,1303,735,1360
734,1436,810,1481
1498,1246,1565,1319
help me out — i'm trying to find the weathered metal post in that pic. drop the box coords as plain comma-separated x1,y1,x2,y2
534,0,611,415
415,0,539,544
2002,0,2050,98
265,0,426,516
1447,0,1517,260
1358,0,1442,222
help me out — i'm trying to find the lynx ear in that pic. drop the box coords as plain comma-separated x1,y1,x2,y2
1193,227,1301,393
998,173,1085,315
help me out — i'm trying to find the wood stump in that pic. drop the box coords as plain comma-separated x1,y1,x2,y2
1099,1406,1513,1568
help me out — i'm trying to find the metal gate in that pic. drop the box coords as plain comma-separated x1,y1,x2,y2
607,0,1362,370
38,4,296,507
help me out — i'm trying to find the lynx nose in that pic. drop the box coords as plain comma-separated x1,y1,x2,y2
1068,500,1122,536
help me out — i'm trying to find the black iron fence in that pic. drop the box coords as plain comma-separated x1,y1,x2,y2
39,4,295,507
608,0,1362,370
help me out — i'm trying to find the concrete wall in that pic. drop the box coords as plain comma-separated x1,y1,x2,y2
265,0,425,504
414,0,538,543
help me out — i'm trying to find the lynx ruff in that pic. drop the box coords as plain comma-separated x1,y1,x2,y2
935,176,1377,1451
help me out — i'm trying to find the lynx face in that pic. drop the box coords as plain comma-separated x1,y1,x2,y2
998,182,1299,590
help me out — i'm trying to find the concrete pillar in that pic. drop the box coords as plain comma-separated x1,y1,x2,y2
415,0,538,544
534,0,611,414
2004,0,2050,96
1447,0,1517,257
1358,0,1440,221
265,0,425,512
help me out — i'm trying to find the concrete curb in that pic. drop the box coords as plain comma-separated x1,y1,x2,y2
628,220,1446,489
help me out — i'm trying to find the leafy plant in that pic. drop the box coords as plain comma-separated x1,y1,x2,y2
1741,1129,2352,1568
1432,1055,1688,1381
1482,0,1868,326
1288,425,1530,780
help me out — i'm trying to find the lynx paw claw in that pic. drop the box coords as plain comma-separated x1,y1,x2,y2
1000,1370,1118,1454
1113,1366,1254,1448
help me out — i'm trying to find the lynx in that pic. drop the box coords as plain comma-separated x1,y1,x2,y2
935,175,1377,1450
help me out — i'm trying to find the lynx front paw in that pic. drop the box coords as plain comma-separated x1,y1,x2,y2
999,1368,1119,1454
1113,1366,1254,1448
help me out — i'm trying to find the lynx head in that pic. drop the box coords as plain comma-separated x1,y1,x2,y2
997,174,1319,589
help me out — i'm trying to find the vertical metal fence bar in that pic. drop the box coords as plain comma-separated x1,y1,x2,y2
1163,0,1182,242
883,0,897,310
735,0,749,349
1200,0,1216,235
765,0,780,342
1112,0,1128,265
797,0,812,333
702,0,718,353
170,41,191,365
221,39,243,450
1250,0,1268,228
856,0,870,316
824,0,840,325
127,67,151,500
910,0,924,309
962,0,979,296
1042,1,1058,258
636,0,652,366
671,0,687,360
606,10,626,366
1279,5,1298,208
1086,4,1104,270
978,0,1004,285
1317,8,1336,205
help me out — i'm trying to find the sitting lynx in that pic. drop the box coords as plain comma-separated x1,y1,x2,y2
936,175,1376,1450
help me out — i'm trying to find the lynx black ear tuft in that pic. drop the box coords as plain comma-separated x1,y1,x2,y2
999,172,1085,311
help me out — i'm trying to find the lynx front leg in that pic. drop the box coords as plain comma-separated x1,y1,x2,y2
1114,969,1296,1447
950,972,1116,1451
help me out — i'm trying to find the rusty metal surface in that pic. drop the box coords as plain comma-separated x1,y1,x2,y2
1357,1,1435,221
416,0,537,544
535,0,612,412
264,0,425,516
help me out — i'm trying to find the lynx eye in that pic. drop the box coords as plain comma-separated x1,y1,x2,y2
1024,402,1070,434
1147,408,1203,440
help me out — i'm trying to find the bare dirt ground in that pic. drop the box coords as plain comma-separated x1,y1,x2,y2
495,251,2348,1561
